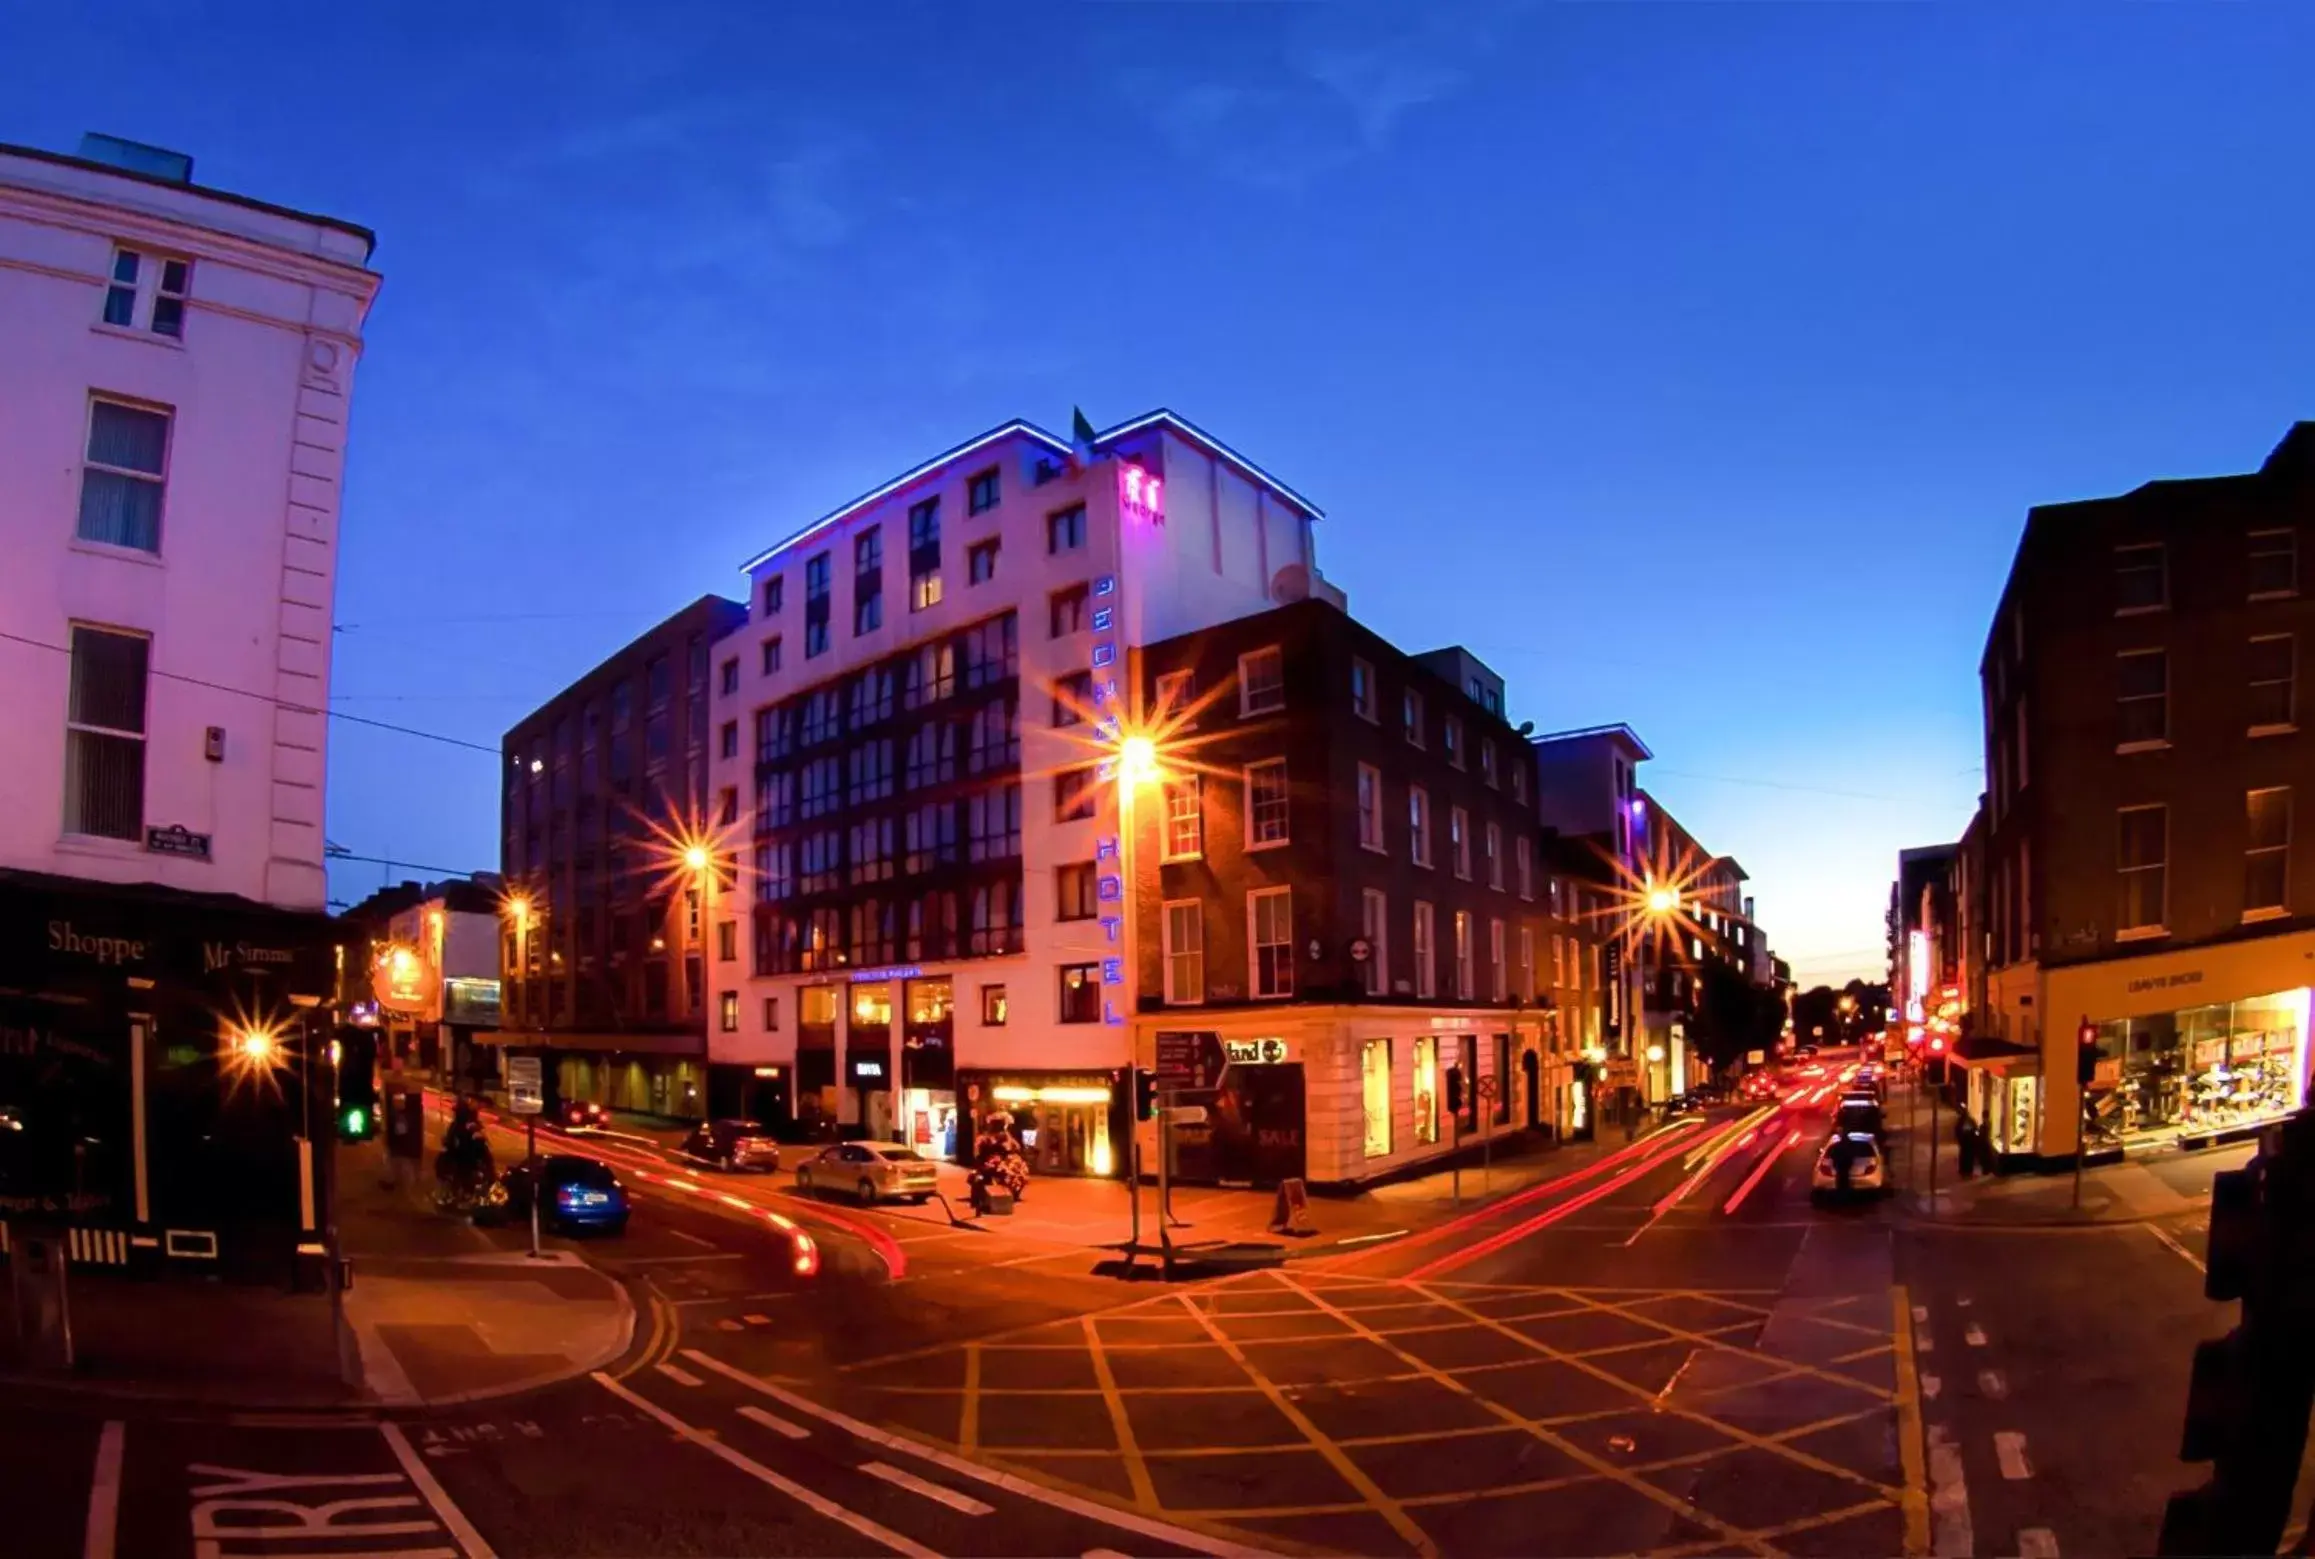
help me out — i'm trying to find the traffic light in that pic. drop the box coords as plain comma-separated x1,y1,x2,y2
2077,1020,2101,1086
2159,1119,2315,1556
338,1102,374,1141
1133,1068,1158,1122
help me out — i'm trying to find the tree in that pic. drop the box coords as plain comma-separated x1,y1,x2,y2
1696,961,1785,1074
1792,985,1841,1046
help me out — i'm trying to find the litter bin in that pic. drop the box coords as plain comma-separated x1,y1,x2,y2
6,1221,74,1373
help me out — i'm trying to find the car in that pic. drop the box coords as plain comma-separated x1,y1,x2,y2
795,1141,940,1205
681,1118,781,1172
555,1098,610,1132
1658,1091,1708,1118
1832,1097,1887,1143
499,1154,629,1234
1850,1069,1886,1101
1737,1074,1778,1103
1812,1134,1888,1201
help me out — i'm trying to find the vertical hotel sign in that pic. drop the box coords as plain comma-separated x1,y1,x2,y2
1093,462,1161,1029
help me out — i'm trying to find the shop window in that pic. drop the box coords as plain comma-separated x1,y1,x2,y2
1249,888,1293,999
981,984,1008,1026
1414,1037,1439,1145
1361,1039,1393,1159
1163,901,1204,1004
2118,804,2168,934
2247,788,2292,916
1059,963,1101,1024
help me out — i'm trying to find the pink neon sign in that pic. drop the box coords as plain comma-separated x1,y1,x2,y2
1119,463,1164,527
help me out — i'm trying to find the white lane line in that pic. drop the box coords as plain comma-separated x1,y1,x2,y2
1956,1295,1972,1308
744,1313,773,1326
739,1404,811,1441
82,1421,124,1559
1964,1323,1988,1348
1917,1328,1936,1354
679,1349,1257,1556
655,1362,703,1387
2150,1223,2207,1274
1927,1423,1974,1558
863,1460,996,1517
1921,1373,1942,1401
592,1373,935,1558
1979,1369,2009,1400
1995,1430,2034,1480
665,1226,719,1250
381,1421,500,1559
2018,1525,2060,1557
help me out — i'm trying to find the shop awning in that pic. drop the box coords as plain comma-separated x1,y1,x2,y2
1949,1034,2040,1072
0,866,344,1001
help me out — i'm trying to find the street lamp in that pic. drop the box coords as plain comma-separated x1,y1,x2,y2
1106,716,1178,1256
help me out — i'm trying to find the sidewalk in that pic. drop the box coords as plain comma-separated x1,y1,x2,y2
1886,1075,2206,1226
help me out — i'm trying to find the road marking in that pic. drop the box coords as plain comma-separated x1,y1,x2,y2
744,1313,773,1326
960,1343,983,1456
1921,1373,1941,1400
1082,1314,1160,1512
654,1362,702,1387
863,1460,995,1517
381,1421,501,1559
665,1226,719,1250
717,1319,744,1331
1926,1423,1973,1558
1995,1430,2034,1480
2018,1525,2060,1557
1964,1323,1987,1348
1979,1369,2008,1400
1892,1287,1931,1559
2150,1223,2207,1274
83,1420,124,1559
739,1404,811,1440
592,1373,936,1558
1916,1328,1935,1354
1956,1296,1972,1308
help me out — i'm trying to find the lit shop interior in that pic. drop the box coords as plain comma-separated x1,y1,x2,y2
956,1071,1121,1178
2085,987,2309,1148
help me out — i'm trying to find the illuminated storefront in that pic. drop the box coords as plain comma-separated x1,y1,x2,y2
955,1069,1125,1178
2086,988,2308,1150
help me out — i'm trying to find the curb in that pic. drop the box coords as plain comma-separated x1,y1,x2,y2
355,1253,639,1411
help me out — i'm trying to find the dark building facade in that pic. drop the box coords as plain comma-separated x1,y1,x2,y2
489,594,747,1120
1977,421,2315,1164
1130,597,1606,1186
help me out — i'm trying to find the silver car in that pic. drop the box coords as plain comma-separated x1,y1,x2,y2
795,1141,940,1205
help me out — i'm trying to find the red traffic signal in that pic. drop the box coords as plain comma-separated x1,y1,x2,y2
1929,1035,1946,1054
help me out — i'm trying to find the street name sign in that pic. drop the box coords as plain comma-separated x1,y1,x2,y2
508,1055,544,1116
1155,1030,1226,1090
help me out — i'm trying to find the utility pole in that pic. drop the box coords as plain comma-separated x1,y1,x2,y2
2072,1019,2097,1211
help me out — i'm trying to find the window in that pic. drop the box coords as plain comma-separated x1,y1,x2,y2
1245,759,1290,848
2251,529,2297,599
719,658,739,696
1518,924,1535,1002
718,786,738,827
1055,765,1099,822
1414,1036,1440,1145
1444,717,1464,769
1454,911,1475,1000
1164,777,1203,860
1057,861,1099,922
1485,822,1504,890
962,612,1018,688
1249,888,1294,999
1351,658,1379,722
967,783,1022,861
2117,649,2167,748
981,984,1008,1025
763,996,780,1030
1361,888,1389,996
970,879,1022,954
1403,689,1425,748
1413,901,1436,998
1053,670,1094,728
908,497,942,611
1155,670,1195,728
804,552,831,657
718,720,738,759
1048,504,1086,553
1362,1040,1392,1158
1239,647,1285,716
905,641,958,709
761,637,782,675
1059,964,1101,1023
77,400,169,552
1511,764,1527,806
1410,787,1433,867
101,248,190,337
968,467,1001,515
763,576,783,615
1049,583,1088,638
717,991,738,1032
1163,901,1204,1004
966,699,1018,774
2251,635,2296,731
967,537,1000,584
1516,836,1534,899
62,625,148,839
1450,807,1472,879
1356,763,1385,852
2119,804,2167,934
2248,788,2292,916
853,526,885,635
1489,918,1507,1002
2115,542,2166,614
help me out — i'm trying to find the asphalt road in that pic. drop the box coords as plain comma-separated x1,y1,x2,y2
0,1060,2274,1558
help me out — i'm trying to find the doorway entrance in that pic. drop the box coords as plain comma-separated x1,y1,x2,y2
1523,1049,1541,1130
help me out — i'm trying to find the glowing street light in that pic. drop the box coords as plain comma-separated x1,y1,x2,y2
1118,733,1161,787
682,844,711,874
1645,884,1679,917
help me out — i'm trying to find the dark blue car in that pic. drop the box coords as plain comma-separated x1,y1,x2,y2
503,1154,629,1235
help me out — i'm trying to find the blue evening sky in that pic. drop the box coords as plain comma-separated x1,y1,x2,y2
8,2,2311,985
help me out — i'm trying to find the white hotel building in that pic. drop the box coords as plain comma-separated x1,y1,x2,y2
705,412,1329,1174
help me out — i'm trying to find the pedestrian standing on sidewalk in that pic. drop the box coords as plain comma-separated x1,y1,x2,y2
1954,1111,1978,1180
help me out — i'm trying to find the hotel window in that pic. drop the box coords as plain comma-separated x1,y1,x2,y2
1516,836,1534,899
718,720,738,759
719,658,739,696
1155,669,1196,728
763,996,780,1030
1361,888,1389,996
101,247,190,337
1055,765,1098,823
2250,529,2298,599
1238,646,1285,716
966,700,1018,774
1489,919,1507,1002
1351,657,1379,722
1053,670,1094,728
2251,634,2296,731
718,992,738,1032
716,921,738,962
1410,786,1433,868
971,879,1022,954
1413,901,1437,998
1249,887,1294,999
1049,582,1089,638
1454,911,1476,1000
1485,822,1503,889
1047,503,1086,554
2115,542,2166,614
62,625,148,840
1519,924,1535,1002
1414,1037,1440,1145
1356,763,1385,852
1057,861,1099,922
803,552,832,657
763,576,783,615
1444,716,1464,769
2118,804,2168,935
967,537,999,584
962,612,1018,689
1059,963,1101,1023
1361,1039,1393,1158
1480,740,1498,788
78,399,170,553
967,783,1021,861
2116,649,2167,748
1403,689,1425,748
981,984,1008,1025
1164,777,1203,860
2247,788,2292,916
908,497,942,611
1245,759,1290,848
1162,901,1204,1004
852,526,884,635
905,640,959,709
1451,807,1472,879
968,466,1001,515
761,636,782,675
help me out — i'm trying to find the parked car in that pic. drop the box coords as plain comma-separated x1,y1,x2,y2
555,1098,610,1132
499,1154,629,1234
681,1118,781,1172
1811,1133,1887,1201
795,1141,940,1205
